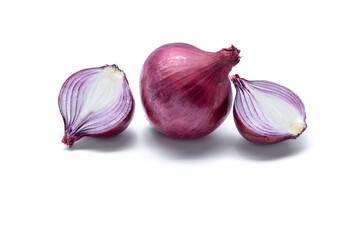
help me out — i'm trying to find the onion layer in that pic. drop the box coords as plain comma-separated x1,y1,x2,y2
231,74,307,144
58,65,134,148
140,43,240,139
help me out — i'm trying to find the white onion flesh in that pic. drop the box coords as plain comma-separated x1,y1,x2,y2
58,65,134,147
231,74,307,144
252,89,305,135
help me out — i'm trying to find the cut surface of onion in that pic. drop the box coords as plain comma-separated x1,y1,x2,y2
58,65,134,148
231,74,306,144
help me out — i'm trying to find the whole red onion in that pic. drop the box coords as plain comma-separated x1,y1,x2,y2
140,43,240,139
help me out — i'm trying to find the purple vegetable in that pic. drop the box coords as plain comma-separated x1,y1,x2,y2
140,43,240,139
231,74,307,144
58,65,134,148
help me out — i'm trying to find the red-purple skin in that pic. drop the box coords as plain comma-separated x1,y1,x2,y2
140,43,240,139
59,66,135,148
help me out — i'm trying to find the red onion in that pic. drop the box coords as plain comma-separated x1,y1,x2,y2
140,43,240,139
231,74,307,144
58,65,134,148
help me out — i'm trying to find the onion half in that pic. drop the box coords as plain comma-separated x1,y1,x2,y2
58,65,134,148
231,74,307,144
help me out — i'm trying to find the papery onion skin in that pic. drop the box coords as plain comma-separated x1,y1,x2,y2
231,74,307,144
140,43,240,139
59,65,134,148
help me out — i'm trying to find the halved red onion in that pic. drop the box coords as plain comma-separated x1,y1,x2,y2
140,43,240,139
58,65,134,148
231,74,307,144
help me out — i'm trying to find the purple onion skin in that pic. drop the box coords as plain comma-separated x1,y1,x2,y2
59,65,135,148
231,74,307,144
140,43,240,139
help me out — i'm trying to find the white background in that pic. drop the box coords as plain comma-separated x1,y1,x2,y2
1,0,359,239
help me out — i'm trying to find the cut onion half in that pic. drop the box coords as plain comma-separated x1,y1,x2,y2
231,74,307,144
58,65,134,148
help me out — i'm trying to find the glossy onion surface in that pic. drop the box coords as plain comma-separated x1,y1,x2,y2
140,43,240,139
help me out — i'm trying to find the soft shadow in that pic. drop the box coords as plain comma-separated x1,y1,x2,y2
233,134,309,161
68,129,137,152
144,127,232,160
144,126,308,160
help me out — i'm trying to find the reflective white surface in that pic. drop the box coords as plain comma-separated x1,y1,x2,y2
0,0,359,239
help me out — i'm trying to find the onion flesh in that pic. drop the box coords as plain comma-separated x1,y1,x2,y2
58,65,134,148
231,74,306,144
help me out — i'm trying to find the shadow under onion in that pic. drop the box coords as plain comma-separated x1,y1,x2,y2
233,133,309,161
144,127,231,160
67,129,137,152
145,126,308,160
